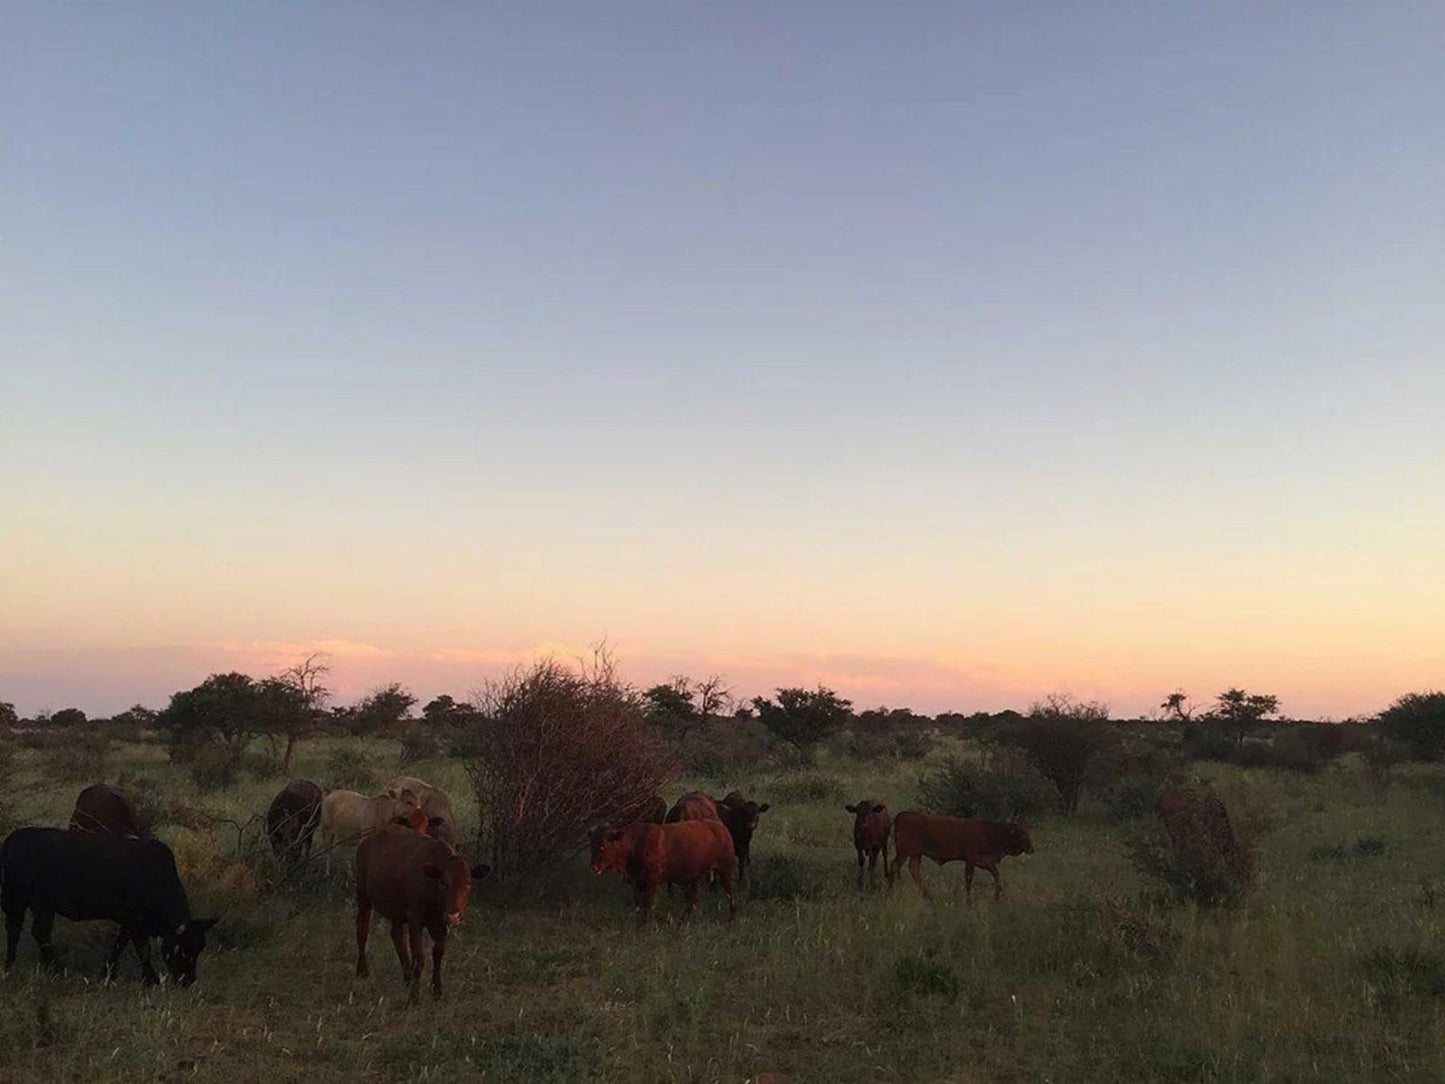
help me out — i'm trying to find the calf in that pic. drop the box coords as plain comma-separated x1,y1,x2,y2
843,799,891,887
387,776,458,842
354,824,490,1003
1,828,216,985
589,820,738,921
888,811,1033,901
266,780,324,869
320,788,421,848
717,791,770,883
69,783,148,840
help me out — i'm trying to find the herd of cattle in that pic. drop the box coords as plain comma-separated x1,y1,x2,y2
0,776,1044,1003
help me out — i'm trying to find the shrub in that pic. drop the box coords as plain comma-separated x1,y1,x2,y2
915,749,1056,820
1361,946,1445,1010
1127,783,1259,907
325,746,380,792
770,772,846,804
1104,774,1165,823
1377,691,1445,761
1181,723,1237,763
43,729,112,782
997,699,1116,814
1364,736,1408,788
745,852,833,901
667,718,771,777
466,654,673,878
892,730,936,760
396,723,444,767
752,687,852,762
894,952,962,1001
167,733,242,791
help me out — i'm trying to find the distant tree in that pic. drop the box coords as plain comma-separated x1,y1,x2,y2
1377,691,1445,761
1211,688,1280,748
266,653,331,774
421,694,483,729
352,683,417,733
645,674,732,742
50,707,89,728
0,702,17,729
996,694,1114,815
1160,690,1197,722
109,704,158,730
752,686,853,759
159,673,262,758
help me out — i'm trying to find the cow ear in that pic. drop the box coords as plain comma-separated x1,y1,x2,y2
844,804,857,813
872,803,885,813
470,863,491,880
422,862,442,879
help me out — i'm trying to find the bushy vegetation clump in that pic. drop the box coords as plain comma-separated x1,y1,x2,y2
916,749,1056,820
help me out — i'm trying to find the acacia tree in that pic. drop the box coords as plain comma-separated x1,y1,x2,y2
351,683,417,733
1212,688,1280,748
260,653,331,774
1160,690,1197,722
752,686,853,759
645,674,733,742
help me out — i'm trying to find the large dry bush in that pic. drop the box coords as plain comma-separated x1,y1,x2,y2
466,655,673,878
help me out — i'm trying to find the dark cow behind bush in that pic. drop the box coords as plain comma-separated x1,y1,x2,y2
266,780,324,869
69,783,148,840
843,798,891,887
889,811,1033,901
1,827,217,985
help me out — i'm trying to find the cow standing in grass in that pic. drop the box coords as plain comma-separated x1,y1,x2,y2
844,799,891,888
1,828,217,985
354,823,490,1003
590,820,738,922
266,780,324,870
888,811,1033,901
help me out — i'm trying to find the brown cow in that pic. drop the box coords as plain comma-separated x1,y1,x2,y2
589,820,738,921
665,791,719,823
843,799,891,887
889,811,1033,901
69,784,147,840
354,823,490,1003
266,780,323,868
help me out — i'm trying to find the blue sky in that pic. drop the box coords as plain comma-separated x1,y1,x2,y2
3,4,1442,716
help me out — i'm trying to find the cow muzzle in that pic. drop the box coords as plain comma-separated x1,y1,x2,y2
446,911,464,928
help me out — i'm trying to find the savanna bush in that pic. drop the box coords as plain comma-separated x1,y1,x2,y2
915,749,1056,820
1103,774,1165,823
167,733,242,791
745,851,834,901
1127,783,1261,907
1377,691,1445,761
998,696,1116,813
396,723,444,767
668,718,771,777
43,728,112,782
770,771,846,804
325,746,380,792
466,654,673,877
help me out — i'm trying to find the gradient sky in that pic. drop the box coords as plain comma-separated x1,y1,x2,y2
3,4,1442,719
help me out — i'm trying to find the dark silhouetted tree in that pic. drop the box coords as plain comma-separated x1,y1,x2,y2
1211,688,1280,748
352,683,417,733
159,673,261,759
752,686,853,758
1377,691,1445,761
50,707,88,728
997,693,1114,815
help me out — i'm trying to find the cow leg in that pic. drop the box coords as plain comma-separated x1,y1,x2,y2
388,921,411,989
683,879,702,920
4,907,24,971
355,899,373,977
987,865,1003,901
964,862,975,903
908,856,930,900
867,846,880,888
31,908,56,968
131,933,159,986
719,858,739,921
637,880,659,922
105,927,131,981
428,923,447,1000
856,845,866,888
406,923,426,1005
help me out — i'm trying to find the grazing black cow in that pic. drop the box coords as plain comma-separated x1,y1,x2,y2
266,779,324,869
1,828,217,985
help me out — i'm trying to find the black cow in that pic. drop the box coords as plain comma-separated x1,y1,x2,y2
266,779,324,869
1,828,217,985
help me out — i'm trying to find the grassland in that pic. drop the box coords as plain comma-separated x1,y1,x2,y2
2,734,1444,1082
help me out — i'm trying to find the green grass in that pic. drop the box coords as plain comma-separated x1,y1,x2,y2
3,737,1445,1081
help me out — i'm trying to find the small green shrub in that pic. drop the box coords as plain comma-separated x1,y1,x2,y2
44,729,112,782
168,734,242,791
1361,946,1445,1010
916,750,1056,820
1104,774,1164,823
894,952,963,1002
770,772,846,804
325,746,380,792
397,723,443,767
745,852,831,901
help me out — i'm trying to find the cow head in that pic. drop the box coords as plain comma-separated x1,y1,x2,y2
719,796,769,847
422,853,488,927
844,800,886,825
1004,822,1034,856
162,917,218,986
588,825,631,875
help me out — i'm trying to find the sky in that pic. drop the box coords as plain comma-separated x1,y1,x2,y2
3,3,1442,720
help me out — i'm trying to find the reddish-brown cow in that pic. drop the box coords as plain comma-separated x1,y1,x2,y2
718,791,770,882
354,824,490,1003
843,799,891,887
664,791,719,822
589,820,738,921
889,811,1033,901
69,784,148,840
